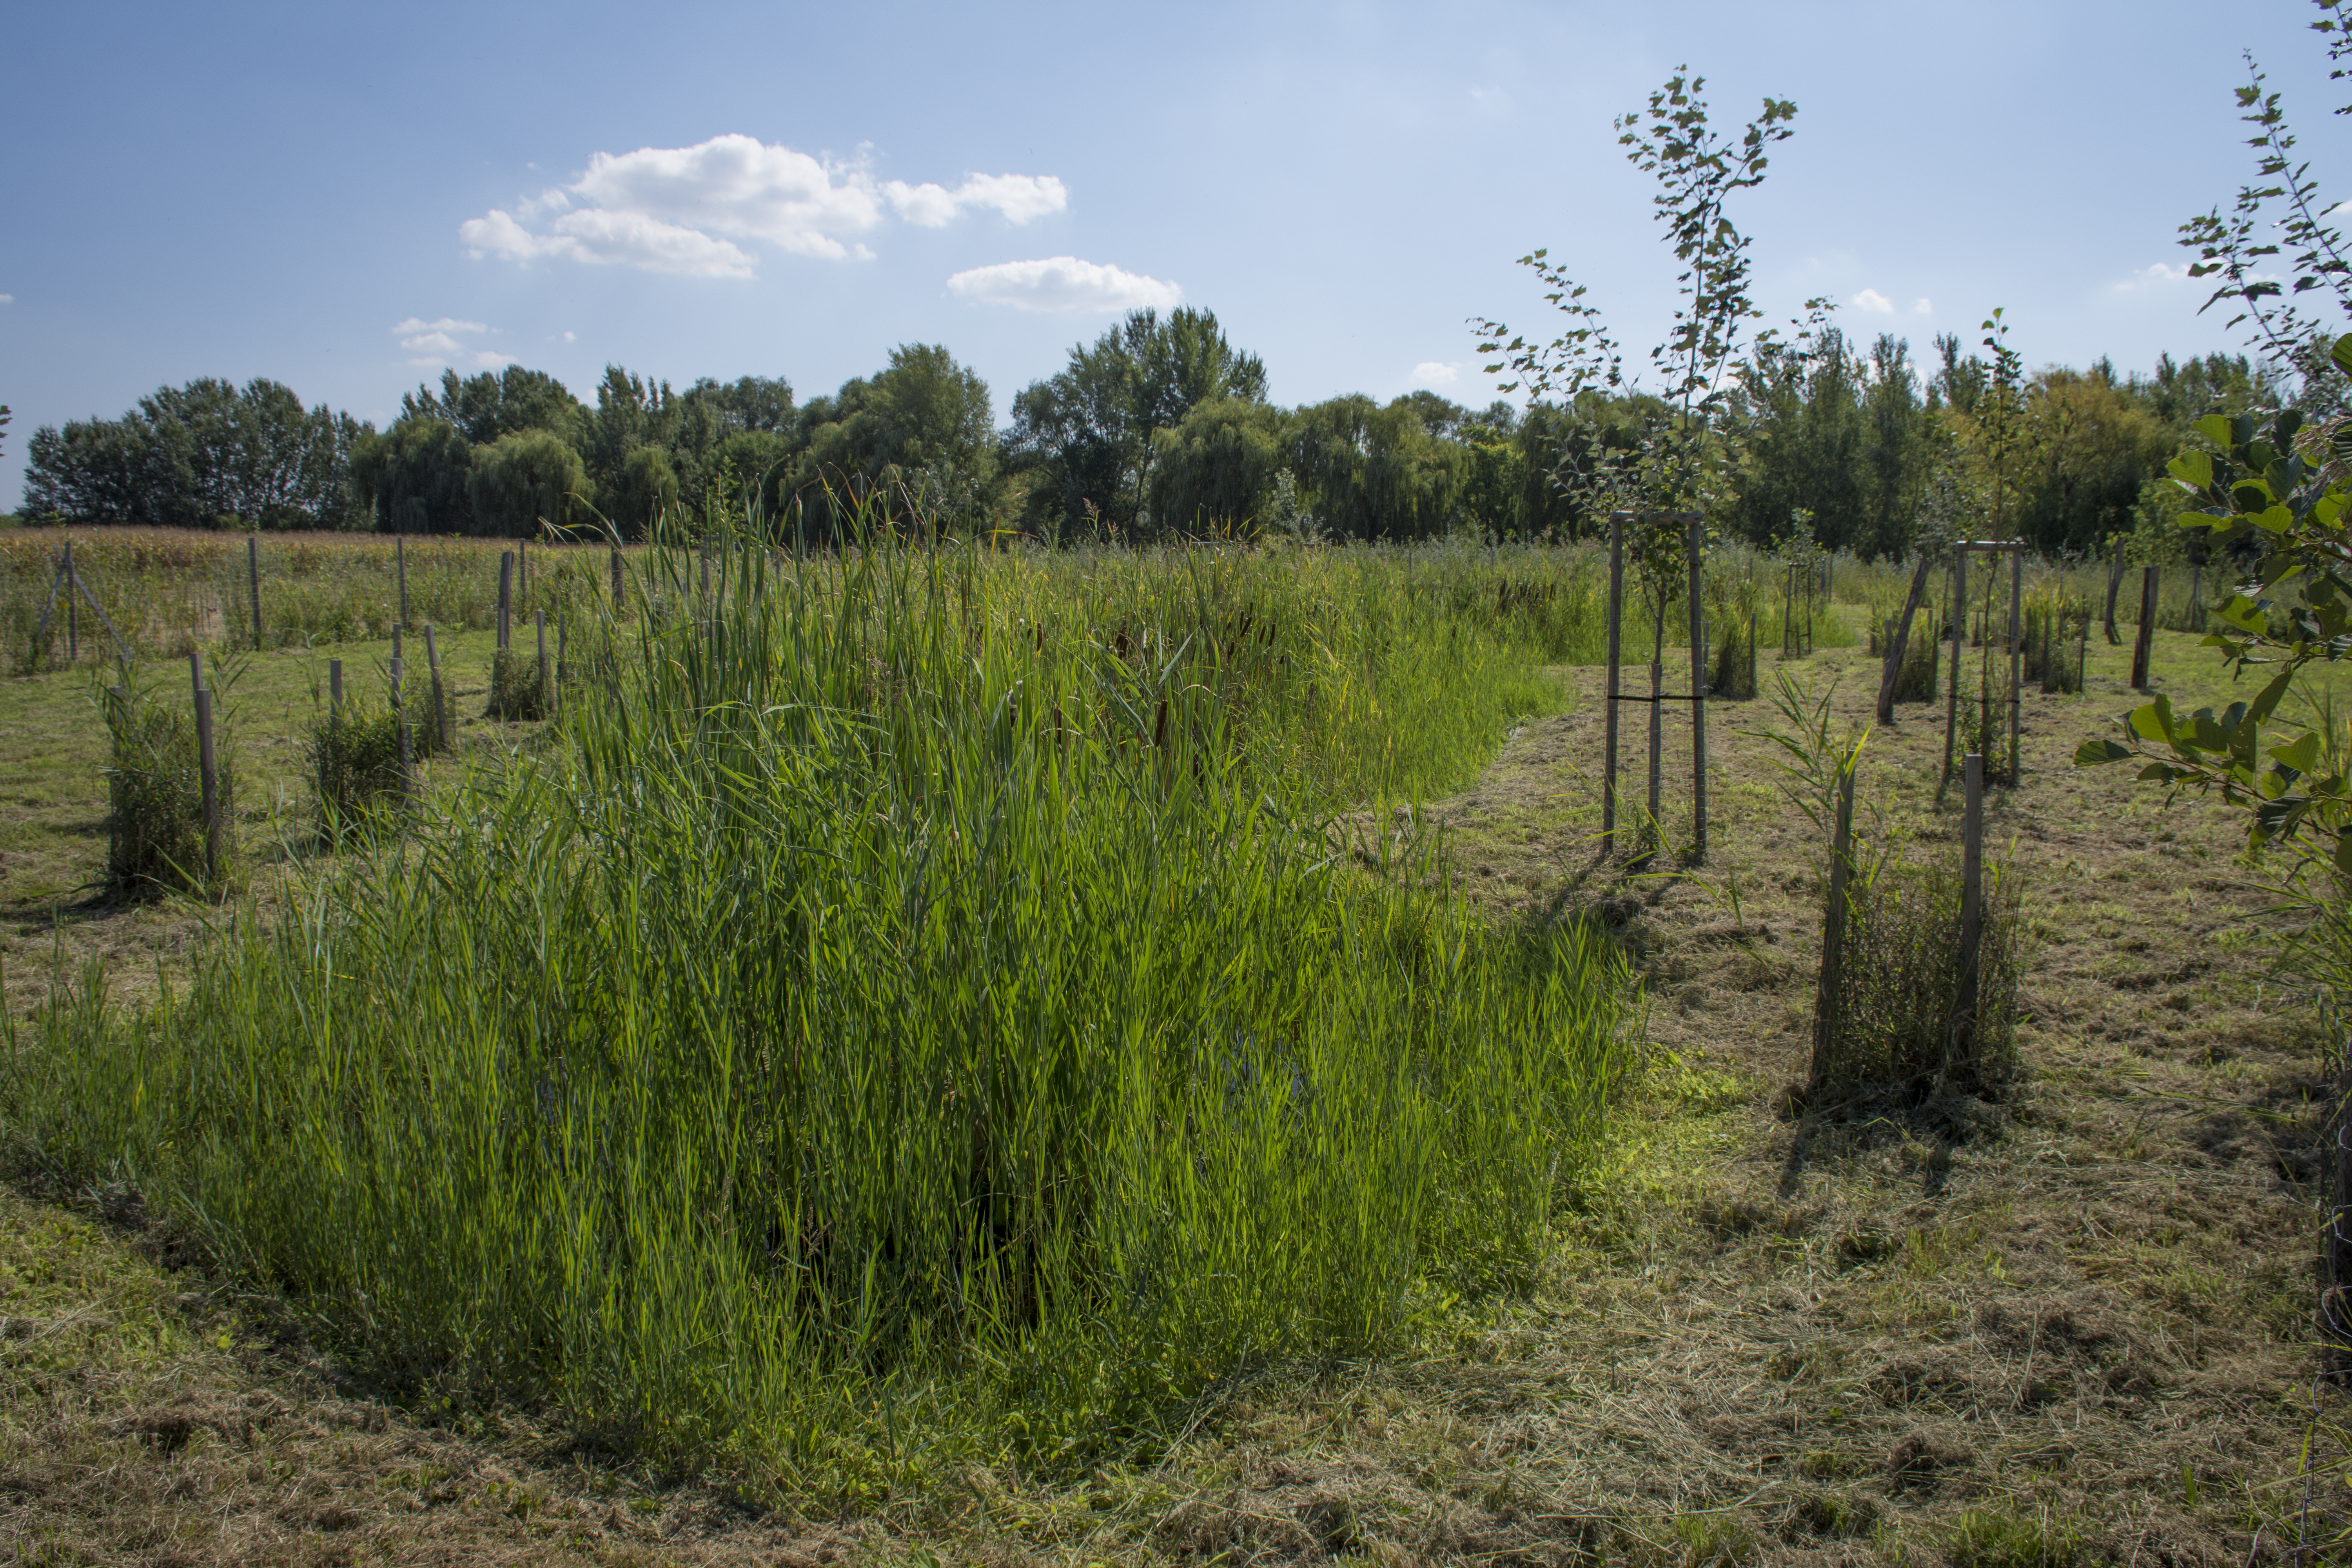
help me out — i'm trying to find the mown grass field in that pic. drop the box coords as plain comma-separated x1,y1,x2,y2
0,526,2341,1566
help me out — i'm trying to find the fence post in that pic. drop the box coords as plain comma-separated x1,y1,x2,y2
1603,514,1624,855
1688,513,1708,863
2007,548,2022,784
396,534,410,629
611,542,625,609
535,610,549,712
2131,566,2159,691
1952,752,1985,1074
1877,552,1933,723
1940,549,1965,803
519,538,529,606
65,539,77,662
191,651,220,889
554,615,567,719
329,657,343,714
498,552,514,651
248,535,263,652
391,626,410,791
423,622,447,751
1808,763,1858,1100
2104,537,2125,646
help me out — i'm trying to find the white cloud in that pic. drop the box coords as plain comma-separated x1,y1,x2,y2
1913,298,1932,315
1410,361,1461,387
946,256,1180,312
393,317,510,369
1851,288,1895,314
465,134,1064,277
562,330,576,342
0,294,13,305
2113,261,2195,294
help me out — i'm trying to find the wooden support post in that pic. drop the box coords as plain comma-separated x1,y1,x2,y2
2131,566,2158,691
1602,514,1624,854
1688,513,1708,863
1809,764,1858,1099
1877,552,1933,723
329,658,343,713
2104,537,2125,645
554,616,567,719
1647,617,1664,840
535,610,549,712
611,542,624,608
497,552,514,651
423,623,446,751
1940,550,1965,803
391,626,409,789
396,535,410,629
519,539,529,606
1952,752,1985,1073
2007,550,2022,785
65,540,77,662
248,535,263,652
191,651,219,888
30,555,67,665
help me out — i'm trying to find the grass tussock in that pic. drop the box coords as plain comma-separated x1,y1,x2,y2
483,646,550,721
2022,584,2091,695
102,675,231,900
5,521,1637,1491
1869,608,1941,704
308,703,407,829
1815,854,2022,1105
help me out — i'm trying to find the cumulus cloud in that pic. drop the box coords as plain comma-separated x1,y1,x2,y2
1851,288,1895,314
1410,361,1461,387
0,294,13,305
946,257,1180,312
2114,261,2196,293
394,317,510,368
464,134,1065,277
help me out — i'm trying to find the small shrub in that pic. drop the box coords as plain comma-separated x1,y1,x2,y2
1815,854,2022,1104
103,684,230,899
2022,586,2090,694
485,647,550,720
309,703,408,829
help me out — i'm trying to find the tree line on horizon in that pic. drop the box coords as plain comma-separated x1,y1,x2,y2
9,305,2299,562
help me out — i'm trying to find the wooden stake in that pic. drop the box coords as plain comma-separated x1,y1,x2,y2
2131,566,2158,691
555,616,567,719
611,542,625,608
1877,552,1933,723
396,534,410,628
1809,763,1858,1098
1646,611,1663,841
1602,514,1624,854
392,626,409,789
191,651,219,888
423,622,447,751
2103,537,2125,645
329,658,343,713
535,610,549,711
30,555,67,664
1688,513,1708,863
1940,550,1965,803
65,539,77,661
248,535,263,651
497,552,514,650
2007,550,2022,784
1952,752,1985,1074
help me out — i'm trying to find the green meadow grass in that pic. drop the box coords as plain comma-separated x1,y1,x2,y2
3,526,1637,1493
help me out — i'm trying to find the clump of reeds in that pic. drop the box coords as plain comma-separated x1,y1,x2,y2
1816,854,2022,1104
484,646,549,720
7,512,1636,1488
309,702,407,830
102,679,230,899
2022,584,2090,694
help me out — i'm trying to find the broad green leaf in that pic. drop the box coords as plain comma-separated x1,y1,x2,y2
2198,413,2235,447
2273,730,2325,771
2074,738,2135,766
2336,829,2352,873
2333,332,2352,378
2218,594,2267,632
2254,503,2295,534
2250,664,2297,724
2169,451,2215,489
2137,762,2183,782
2190,710,2229,752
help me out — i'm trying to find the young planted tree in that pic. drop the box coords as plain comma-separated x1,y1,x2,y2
1475,68,1798,857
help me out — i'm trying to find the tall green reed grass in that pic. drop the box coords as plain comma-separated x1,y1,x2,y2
4,521,1633,1491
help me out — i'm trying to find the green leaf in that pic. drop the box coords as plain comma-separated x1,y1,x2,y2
2129,693,2176,743
2074,739,2135,766
2198,413,2235,447
2335,830,2352,874
2218,594,2267,633
2273,730,2325,771
2137,762,2184,782
2332,332,2352,378
2250,664,2297,724
2169,451,2215,489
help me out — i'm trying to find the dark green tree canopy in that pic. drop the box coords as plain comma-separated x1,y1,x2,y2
403,365,584,448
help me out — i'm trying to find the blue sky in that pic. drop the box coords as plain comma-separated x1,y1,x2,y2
0,0,2338,508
